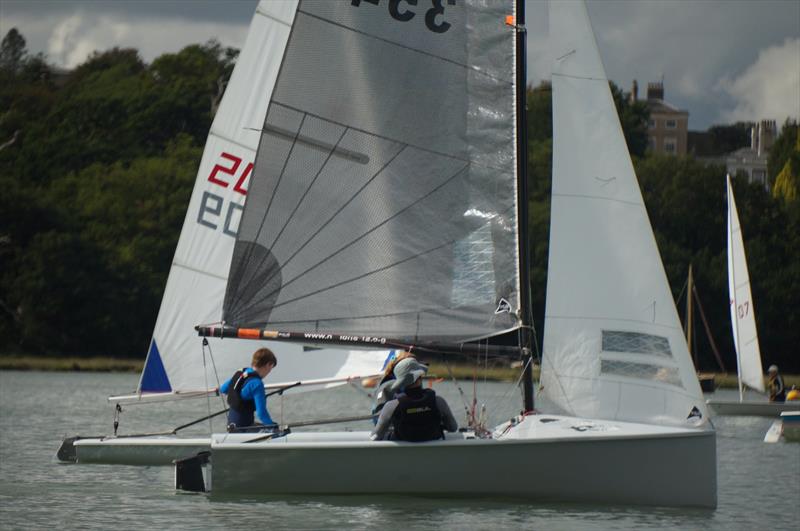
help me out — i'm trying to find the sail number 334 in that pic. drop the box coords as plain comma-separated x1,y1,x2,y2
352,0,457,34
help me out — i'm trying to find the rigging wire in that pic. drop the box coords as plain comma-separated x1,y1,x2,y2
442,355,471,426
201,338,228,433
201,339,215,434
482,354,534,426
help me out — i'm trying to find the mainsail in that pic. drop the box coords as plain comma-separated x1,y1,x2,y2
726,174,765,396
137,0,387,399
221,1,521,346
541,1,707,426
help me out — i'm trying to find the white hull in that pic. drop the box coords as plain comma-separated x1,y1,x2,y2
68,436,210,466
706,399,799,417
200,415,716,508
780,411,800,442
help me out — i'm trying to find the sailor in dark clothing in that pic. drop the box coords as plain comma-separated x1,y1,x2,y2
370,357,458,441
370,351,423,423
768,365,786,402
219,348,277,430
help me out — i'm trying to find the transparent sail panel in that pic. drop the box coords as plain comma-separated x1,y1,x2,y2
602,331,672,358
223,0,520,343
600,360,683,388
452,223,496,307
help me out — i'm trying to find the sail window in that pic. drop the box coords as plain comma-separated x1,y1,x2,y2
602,330,672,358
451,223,496,306
600,360,682,387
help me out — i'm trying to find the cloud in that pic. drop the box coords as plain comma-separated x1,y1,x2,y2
717,38,800,125
4,10,249,69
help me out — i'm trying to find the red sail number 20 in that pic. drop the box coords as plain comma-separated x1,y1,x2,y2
208,152,252,196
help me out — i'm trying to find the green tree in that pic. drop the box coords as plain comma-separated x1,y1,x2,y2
0,33,233,358
770,119,799,199
609,81,650,158
0,28,26,74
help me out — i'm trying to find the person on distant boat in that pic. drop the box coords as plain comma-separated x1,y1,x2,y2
370,357,458,442
767,365,786,402
219,348,278,431
370,351,417,422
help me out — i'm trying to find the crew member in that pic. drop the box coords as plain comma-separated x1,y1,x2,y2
219,348,277,430
768,365,786,402
370,357,458,441
371,351,418,422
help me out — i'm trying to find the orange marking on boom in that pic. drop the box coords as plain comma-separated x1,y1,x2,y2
505,15,515,26
237,328,261,339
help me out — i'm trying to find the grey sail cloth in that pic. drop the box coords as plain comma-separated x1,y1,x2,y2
223,0,520,344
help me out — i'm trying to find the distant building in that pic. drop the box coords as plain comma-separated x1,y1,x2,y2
725,120,777,190
631,80,689,155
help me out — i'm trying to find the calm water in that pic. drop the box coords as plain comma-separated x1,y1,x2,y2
1,371,798,530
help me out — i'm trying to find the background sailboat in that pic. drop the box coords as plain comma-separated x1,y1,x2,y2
681,264,727,392
178,0,716,507
59,0,389,465
707,175,795,417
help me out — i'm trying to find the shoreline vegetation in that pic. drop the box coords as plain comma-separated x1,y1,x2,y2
2,356,797,390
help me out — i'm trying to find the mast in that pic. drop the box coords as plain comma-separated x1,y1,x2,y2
514,0,534,412
686,263,694,365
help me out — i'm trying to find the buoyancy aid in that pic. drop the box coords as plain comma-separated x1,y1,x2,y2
227,369,257,413
391,388,444,442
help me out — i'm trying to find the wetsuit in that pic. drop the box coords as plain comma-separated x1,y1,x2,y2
220,368,275,428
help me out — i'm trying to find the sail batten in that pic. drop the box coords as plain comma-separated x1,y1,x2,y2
223,0,520,345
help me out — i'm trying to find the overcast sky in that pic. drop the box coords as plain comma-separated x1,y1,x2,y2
2,0,798,130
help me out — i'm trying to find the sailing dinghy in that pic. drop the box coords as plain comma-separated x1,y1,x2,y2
58,0,389,466
173,0,716,507
706,176,794,417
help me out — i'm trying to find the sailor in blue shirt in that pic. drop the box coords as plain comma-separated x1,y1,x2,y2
219,348,277,430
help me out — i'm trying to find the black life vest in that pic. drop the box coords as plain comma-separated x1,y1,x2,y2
391,388,444,442
227,369,256,414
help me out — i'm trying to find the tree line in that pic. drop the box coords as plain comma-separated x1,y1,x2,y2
1,29,799,372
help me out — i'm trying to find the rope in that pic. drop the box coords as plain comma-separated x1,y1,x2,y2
443,355,471,425
201,338,215,433
483,354,533,424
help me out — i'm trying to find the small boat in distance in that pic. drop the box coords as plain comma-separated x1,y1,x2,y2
764,410,800,443
707,176,794,417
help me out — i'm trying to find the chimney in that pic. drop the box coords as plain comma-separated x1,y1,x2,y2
647,81,664,101
631,80,638,103
759,119,777,155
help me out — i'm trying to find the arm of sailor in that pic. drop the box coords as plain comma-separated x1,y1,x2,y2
370,399,399,441
219,377,231,395
251,380,275,426
436,397,459,432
